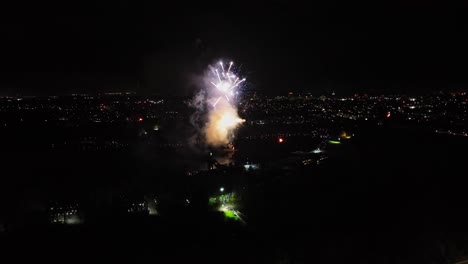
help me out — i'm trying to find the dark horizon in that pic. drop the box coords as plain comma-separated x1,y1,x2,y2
2,86,467,98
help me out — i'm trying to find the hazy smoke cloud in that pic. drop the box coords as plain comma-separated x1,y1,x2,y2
204,100,243,146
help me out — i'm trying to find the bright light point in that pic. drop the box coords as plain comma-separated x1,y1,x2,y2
217,112,243,130
244,164,259,170
220,187,224,192
278,137,284,143
218,81,231,92
313,148,322,154
138,117,143,122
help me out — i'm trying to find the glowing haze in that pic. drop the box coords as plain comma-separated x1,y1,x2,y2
204,60,245,146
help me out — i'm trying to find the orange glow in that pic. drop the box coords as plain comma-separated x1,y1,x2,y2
340,131,352,139
205,104,245,146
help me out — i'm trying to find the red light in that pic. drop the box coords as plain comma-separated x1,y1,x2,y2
278,138,284,143
386,112,391,118
138,117,143,122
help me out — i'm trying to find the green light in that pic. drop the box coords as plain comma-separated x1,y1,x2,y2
224,211,238,219
209,192,240,220
328,140,341,144
208,197,217,205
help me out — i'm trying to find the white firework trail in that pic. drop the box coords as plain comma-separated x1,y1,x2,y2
227,61,233,74
213,96,222,107
210,61,246,107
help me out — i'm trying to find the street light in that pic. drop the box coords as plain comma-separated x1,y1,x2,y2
220,187,224,193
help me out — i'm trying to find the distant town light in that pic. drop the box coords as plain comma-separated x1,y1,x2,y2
312,148,322,154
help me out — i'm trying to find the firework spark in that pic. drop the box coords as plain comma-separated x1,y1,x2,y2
210,61,246,107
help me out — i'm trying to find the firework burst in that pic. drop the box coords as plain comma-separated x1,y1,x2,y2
209,61,246,107
203,60,246,147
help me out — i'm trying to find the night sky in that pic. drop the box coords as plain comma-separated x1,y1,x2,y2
1,1,468,96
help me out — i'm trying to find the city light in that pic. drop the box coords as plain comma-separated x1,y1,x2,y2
340,131,352,139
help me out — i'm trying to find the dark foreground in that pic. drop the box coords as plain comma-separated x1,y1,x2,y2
1,124,468,264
